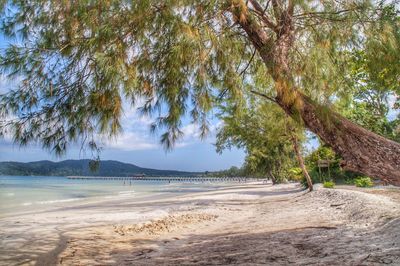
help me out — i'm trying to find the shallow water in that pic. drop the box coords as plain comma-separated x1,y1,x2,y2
0,176,233,217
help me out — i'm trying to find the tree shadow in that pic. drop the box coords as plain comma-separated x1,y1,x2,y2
114,218,400,265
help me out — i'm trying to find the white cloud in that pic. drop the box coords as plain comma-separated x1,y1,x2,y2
104,132,158,151
181,124,201,139
175,120,222,147
0,75,9,94
101,102,158,151
0,74,22,94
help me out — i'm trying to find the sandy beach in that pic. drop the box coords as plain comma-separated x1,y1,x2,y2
1,182,400,265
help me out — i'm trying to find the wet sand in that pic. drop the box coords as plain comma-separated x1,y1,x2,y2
1,183,399,265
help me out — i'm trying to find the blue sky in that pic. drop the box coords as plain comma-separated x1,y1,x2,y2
0,34,245,171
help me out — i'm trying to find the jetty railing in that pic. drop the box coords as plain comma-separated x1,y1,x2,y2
67,176,258,182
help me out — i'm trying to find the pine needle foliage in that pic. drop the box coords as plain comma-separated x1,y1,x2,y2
215,94,304,182
0,0,398,154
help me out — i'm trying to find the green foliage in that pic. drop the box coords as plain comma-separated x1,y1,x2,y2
205,166,246,177
363,5,400,94
323,181,335,188
336,6,400,142
305,145,338,182
354,176,374,187
305,145,363,183
288,167,303,181
306,146,337,168
0,0,251,153
1,0,398,157
344,178,355,185
215,95,304,183
343,102,399,141
300,168,320,188
337,48,400,142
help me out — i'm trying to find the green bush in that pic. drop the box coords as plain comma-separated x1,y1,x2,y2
288,167,303,181
344,178,354,185
354,176,374,187
323,181,335,188
300,168,321,188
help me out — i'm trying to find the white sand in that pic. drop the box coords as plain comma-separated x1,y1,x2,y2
1,182,399,265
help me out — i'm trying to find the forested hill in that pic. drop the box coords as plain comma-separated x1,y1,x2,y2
0,160,199,177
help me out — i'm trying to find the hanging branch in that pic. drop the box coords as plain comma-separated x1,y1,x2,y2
239,48,257,76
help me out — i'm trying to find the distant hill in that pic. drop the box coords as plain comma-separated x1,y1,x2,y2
0,160,199,177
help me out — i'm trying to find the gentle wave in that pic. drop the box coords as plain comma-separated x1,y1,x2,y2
103,190,136,199
21,198,83,206
118,190,135,194
117,191,136,197
37,198,83,204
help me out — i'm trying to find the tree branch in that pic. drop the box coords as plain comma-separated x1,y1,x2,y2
271,0,282,21
239,48,257,76
248,0,277,31
250,90,277,103
288,0,295,16
230,1,274,63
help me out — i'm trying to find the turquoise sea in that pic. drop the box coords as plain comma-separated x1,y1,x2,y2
0,176,231,217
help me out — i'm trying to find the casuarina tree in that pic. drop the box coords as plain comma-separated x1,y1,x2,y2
0,1,399,185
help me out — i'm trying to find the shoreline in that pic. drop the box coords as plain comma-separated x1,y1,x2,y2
1,182,400,265
0,176,256,219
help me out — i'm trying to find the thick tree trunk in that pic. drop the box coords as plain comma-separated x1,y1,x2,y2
291,132,313,191
278,94,400,186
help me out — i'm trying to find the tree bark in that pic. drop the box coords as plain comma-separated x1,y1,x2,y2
234,2,400,186
268,170,277,185
279,94,400,186
291,133,313,191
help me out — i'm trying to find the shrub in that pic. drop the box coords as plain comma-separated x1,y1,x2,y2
288,167,303,181
323,181,335,188
300,167,321,188
354,176,374,187
344,178,354,185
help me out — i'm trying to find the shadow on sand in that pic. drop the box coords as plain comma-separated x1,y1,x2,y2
113,218,400,266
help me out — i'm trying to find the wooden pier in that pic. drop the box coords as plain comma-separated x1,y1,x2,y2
67,176,254,182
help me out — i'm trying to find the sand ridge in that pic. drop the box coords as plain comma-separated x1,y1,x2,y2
113,213,218,236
